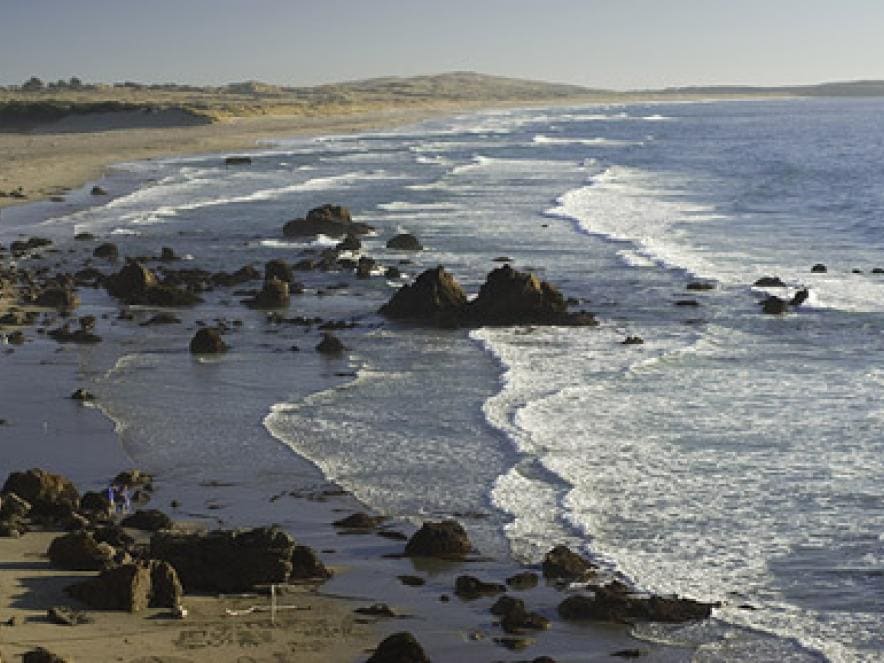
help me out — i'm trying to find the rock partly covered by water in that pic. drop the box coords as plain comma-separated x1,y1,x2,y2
245,277,290,309
380,265,596,327
149,526,325,592
189,327,228,354
386,233,423,251
557,581,717,624
403,520,472,558
283,204,374,238
542,544,597,581
104,260,201,306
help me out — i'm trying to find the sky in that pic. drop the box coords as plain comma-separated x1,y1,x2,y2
1,0,883,90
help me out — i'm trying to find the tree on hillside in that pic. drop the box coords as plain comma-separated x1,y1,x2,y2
21,76,45,91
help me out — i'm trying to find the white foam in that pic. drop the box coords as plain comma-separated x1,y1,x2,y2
532,134,642,148
377,201,461,212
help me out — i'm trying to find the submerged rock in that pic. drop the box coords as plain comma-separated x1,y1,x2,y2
245,277,290,309
316,332,344,355
753,276,786,288
455,575,506,599
386,233,423,251
810,263,827,273
93,242,119,260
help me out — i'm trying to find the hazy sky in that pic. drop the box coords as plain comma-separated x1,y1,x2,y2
2,0,882,89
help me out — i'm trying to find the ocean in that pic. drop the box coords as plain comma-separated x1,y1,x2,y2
9,97,883,661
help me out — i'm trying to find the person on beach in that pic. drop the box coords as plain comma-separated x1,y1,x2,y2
119,486,132,513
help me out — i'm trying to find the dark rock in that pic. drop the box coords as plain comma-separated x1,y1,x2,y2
10,237,51,257
2,468,79,518
612,650,644,659
91,185,108,195
150,526,295,593
754,276,786,288
23,647,71,663
283,204,374,238
557,582,717,624
121,509,173,531
159,247,176,261
148,559,183,608
790,288,810,307
356,256,376,279
686,281,715,291
622,336,644,345
366,632,430,663
92,525,135,550
225,156,252,166
385,266,402,279
48,322,101,344
542,544,596,581
506,571,539,591
316,332,344,355
79,491,112,516
35,287,80,310
47,605,92,626
93,243,118,260
379,266,467,323
189,327,227,354
491,595,524,616
75,232,95,241
71,388,94,401
47,531,115,571
674,299,699,307
872,268,884,274
290,544,332,580
333,512,385,529
761,296,788,315
501,608,550,634
113,469,153,492
265,259,293,284
246,277,290,309
494,636,534,651
336,233,361,251
404,520,472,558
398,575,426,587
354,603,397,618
105,260,199,306
810,263,827,273
455,575,506,599
66,563,151,611
140,284,202,306
386,233,423,251
211,264,261,287
466,264,571,326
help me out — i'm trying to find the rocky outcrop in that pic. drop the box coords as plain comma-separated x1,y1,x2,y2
23,647,71,663
333,512,385,529
35,286,80,310
245,277,290,309
386,233,423,251
189,328,228,354
290,545,332,580
760,296,789,315
104,260,200,306
265,259,293,284
47,531,116,571
66,563,152,612
366,632,430,663
2,468,79,518
10,237,51,257
211,264,261,287
148,559,184,608
811,263,827,273
542,544,597,581
380,265,596,328
505,571,539,591
404,520,472,558
336,233,361,251
491,595,550,633
379,266,467,323
282,204,374,238
149,526,297,593
557,581,717,624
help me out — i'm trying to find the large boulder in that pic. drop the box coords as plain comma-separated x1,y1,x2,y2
366,632,430,663
264,259,293,284
47,531,116,571
245,278,290,309
760,296,788,315
404,520,472,558
290,545,332,580
93,242,119,260
542,544,597,581
282,204,374,238
149,527,295,593
386,233,423,251
557,581,717,624
23,648,71,663
2,468,79,518
189,328,228,354
148,559,184,608
466,264,585,326
66,563,151,612
316,332,344,355
379,266,467,323
104,260,200,306
454,575,506,599
35,287,80,310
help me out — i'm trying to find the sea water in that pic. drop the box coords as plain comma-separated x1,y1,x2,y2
14,97,884,661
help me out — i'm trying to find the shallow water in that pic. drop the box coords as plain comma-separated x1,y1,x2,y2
4,98,882,662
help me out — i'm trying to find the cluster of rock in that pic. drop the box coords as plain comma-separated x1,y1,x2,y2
1,468,333,620
375,518,718,660
380,264,597,328
752,275,810,315
283,204,374,238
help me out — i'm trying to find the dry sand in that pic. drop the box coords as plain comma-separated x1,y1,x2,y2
0,531,373,663
0,101,537,210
